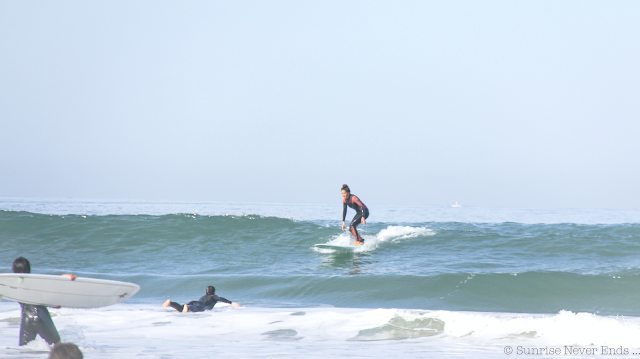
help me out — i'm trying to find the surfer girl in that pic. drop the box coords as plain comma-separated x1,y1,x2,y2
11,257,77,346
163,286,239,313
341,184,369,246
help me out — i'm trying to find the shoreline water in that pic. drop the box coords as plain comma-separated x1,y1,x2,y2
2,303,640,359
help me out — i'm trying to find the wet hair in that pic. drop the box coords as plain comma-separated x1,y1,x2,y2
206,286,216,295
341,184,350,193
12,257,31,274
49,342,83,359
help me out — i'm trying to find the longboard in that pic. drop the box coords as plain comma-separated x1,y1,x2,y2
0,273,140,308
315,244,361,250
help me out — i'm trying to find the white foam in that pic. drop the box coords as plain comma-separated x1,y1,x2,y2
375,225,435,242
430,310,640,347
315,225,435,253
2,303,639,358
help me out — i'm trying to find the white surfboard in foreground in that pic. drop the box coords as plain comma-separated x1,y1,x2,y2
0,273,140,308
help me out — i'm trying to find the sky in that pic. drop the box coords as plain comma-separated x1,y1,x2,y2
1,1,639,209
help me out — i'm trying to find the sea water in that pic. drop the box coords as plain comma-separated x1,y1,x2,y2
1,197,640,358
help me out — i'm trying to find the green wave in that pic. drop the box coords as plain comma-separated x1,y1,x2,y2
2,211,640,315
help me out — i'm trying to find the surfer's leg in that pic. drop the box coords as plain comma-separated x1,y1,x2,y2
358,209,369,242
19,319,38,346
19,324,37,346
349,224,359,241
166,301,184,312
350,212,364,244
34,307,60,345
185,301,205,312
19,304,39,346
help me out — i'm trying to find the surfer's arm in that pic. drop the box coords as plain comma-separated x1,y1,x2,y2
215,295,232,304
342,202,347,222
352,196,367,210
216,295,240,308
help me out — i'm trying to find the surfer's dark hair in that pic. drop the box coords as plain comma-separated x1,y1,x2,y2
341,184,350,193
12,257,31,274
206,286,216,295
50,342,83,359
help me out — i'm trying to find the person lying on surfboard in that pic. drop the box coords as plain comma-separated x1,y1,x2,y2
341,184,369,246
163,286,240,313
12,257,77,346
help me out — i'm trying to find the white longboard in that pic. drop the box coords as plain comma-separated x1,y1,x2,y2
0,273,140,308
315,244,360,250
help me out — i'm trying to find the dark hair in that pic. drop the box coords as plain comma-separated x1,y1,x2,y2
49,342,83,359
12,257,31,274
206,286,216,295
341,184,350,193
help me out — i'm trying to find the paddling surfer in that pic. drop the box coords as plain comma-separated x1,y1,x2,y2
12,257,77,346
163,286,239,313
341,184,369,246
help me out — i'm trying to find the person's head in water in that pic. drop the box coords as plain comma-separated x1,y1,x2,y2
49,342,83,359
341,184,351,200
12,257,31,274
206,286,216,295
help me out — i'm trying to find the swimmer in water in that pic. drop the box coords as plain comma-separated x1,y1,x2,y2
12,257,77,346
341,184,369,246
162,286,240,313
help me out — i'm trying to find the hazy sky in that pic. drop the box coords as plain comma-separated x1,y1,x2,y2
1,1,639,209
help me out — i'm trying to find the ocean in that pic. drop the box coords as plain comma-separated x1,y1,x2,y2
1,197,640,358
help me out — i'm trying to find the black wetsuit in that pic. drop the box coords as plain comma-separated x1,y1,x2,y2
168,294,232,312
19,303,60,346
342,194,369,243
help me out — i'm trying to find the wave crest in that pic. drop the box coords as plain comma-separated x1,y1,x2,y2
376,226,435,242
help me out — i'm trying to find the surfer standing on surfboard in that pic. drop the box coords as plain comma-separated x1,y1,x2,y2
12,257,77,347
341,184,369,246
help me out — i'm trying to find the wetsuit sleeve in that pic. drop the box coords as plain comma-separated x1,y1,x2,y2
342,200,347,222
352,195,367,210
214,295,232,305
